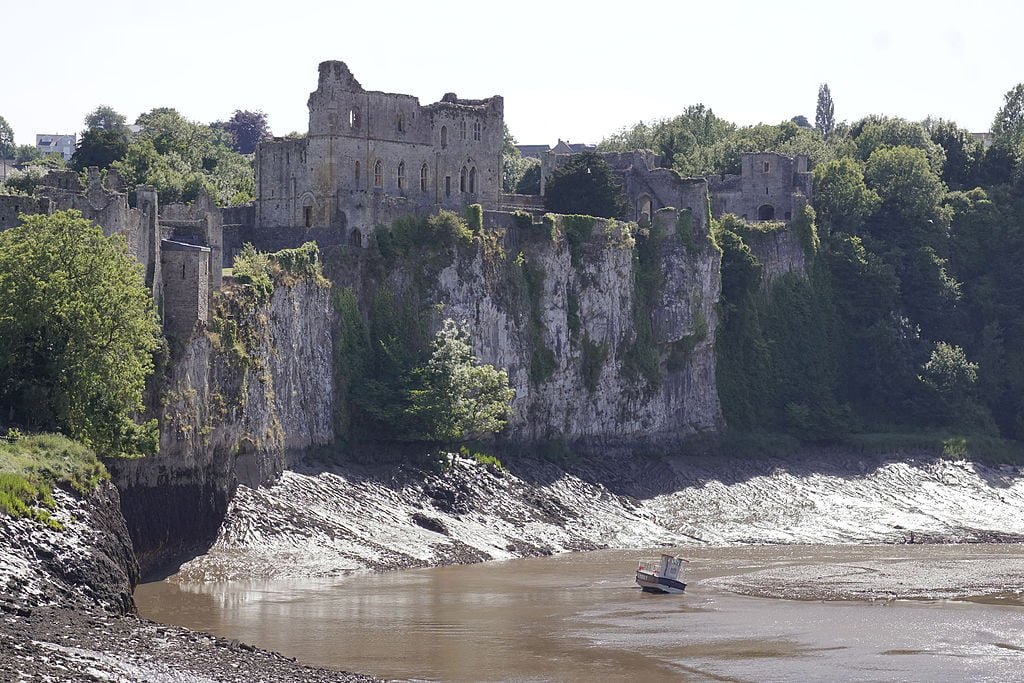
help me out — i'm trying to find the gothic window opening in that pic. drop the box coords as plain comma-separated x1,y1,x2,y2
397,113,405,132
349,109,361,129
757,204,775,221
445,176,451,197
374,160,383,188
473,121,481,141
420,163,429,192
460,166,467,193
441,126,448,148
397,161,406,191
304,205,312,227
469,167,476,193
762,160,770,173
460,120,467,140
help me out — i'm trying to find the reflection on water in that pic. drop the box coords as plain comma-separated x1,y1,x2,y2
137,545,1024,682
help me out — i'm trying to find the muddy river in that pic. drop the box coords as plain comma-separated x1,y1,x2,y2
137,544,1024,682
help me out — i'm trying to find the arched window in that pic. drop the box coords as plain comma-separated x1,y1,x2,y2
374,159,383,188
460,120,467,140
354,160,360,184
351,228,362,247
303,205,312,228
397,161,406,191
349,109,361,129
469,167,476,194
638,195,652,224
396,113,404,132
460,166,467,193
473,122,481,141
440,126,448,148
757,204,775,221
420,163,429,192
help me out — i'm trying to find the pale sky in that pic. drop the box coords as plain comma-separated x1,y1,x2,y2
3,0,1021,147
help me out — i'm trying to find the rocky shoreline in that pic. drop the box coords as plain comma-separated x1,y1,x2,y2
0,482,377,682
4,448,1024,681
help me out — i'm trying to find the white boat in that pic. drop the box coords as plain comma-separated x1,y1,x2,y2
635,553,688,594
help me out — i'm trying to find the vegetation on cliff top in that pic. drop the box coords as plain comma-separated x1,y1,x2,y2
0,433,108,529
698,82,1024,448
0,210,160,458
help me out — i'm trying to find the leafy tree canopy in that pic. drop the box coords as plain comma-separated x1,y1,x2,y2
812,157,881,234
85,105,129,132
0,115,13,159
849,115,946,174
218,109,270,155
407,319,515,442
543,151,627,218
109,108,254,205
815,83,835,139
0,210,160,457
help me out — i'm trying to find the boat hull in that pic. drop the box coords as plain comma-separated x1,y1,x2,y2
635,570,686,594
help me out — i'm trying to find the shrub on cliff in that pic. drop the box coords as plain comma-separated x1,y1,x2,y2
406,320,516,443
543,152,627,219
0,210,160,457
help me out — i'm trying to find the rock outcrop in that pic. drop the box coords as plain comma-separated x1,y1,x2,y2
111,270,334,575
420,209,722,447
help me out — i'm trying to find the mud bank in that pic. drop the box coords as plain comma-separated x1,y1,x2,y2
0,482,377,682
175,450,1024,581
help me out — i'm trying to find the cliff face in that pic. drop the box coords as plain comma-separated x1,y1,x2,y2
111,273,334,574
420,208,723,446
0,482,137,616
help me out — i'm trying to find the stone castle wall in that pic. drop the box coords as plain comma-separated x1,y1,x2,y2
708,152,811,222
255,61,503,245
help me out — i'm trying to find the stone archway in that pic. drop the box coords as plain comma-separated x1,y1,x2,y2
638,195,652,226
757,204,775,221
351,228,363,247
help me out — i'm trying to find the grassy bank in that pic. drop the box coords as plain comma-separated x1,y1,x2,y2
0,433,108,529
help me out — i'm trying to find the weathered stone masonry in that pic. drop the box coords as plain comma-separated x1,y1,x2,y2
255,61,504,245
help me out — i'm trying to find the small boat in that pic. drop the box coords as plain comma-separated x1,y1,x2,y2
635,553,688,594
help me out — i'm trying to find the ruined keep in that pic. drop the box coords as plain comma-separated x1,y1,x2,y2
707,152,812,222
255,61,504,246
539,149,712,230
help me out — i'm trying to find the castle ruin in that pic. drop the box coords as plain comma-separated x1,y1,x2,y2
255,61,504,247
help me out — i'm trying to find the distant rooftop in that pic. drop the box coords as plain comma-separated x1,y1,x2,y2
516,139,596,159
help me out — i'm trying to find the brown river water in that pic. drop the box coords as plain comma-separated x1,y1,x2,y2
136,545,1024,682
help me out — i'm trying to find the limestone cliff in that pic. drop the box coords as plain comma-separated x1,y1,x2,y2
111,269,334,574
346,208,724,448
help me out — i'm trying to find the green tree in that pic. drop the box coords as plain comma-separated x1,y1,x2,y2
110,108,255,205
219,109,270,154
600,104,735,176
863,145,946,228
71,106,131,171
501,124,529,193
991,84,1024,150
850,116,946,174
407,319,515,442
515,159,540,195
14,144,41,164
0,116,13,159
543,151,626,218
925,117,982,189
812,158,881,234
85,105,128,132
0,210,160,457
815,83,835,139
